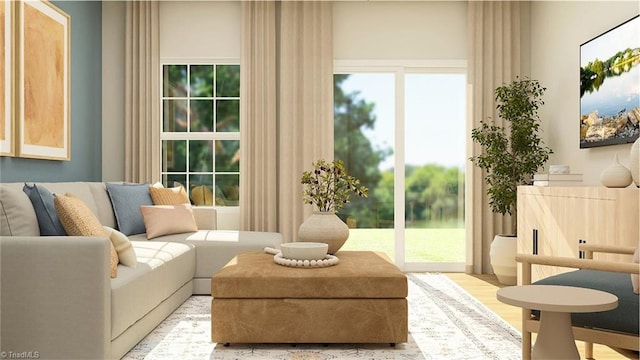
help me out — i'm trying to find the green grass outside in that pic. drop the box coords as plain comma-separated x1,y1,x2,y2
341,228,465,262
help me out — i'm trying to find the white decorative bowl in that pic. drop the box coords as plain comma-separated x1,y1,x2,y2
280,242,328,261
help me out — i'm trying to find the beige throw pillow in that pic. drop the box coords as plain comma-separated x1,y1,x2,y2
632,247,639,295
149,185,190,205
54,193,118,278
104,226,137,268
140,204,198,239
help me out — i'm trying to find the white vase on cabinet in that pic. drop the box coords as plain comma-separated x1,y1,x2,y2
600,153,632,188
630,138,639,187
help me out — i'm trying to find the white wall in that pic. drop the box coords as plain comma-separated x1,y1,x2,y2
530,1,639,185
159,1,240,60
333,1,467,60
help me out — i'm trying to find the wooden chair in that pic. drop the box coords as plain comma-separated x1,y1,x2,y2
517,244,639,360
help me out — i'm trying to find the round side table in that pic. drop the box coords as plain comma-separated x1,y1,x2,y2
497,285,618,360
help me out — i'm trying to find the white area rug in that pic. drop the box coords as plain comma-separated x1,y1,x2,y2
123,273,521,359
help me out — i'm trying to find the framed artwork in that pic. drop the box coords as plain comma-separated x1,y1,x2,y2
0,0,13,156
580,15,639,148
17,0,70,160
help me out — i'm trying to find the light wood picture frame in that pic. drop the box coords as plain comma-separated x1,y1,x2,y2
17,0,70,160
0,0,14,156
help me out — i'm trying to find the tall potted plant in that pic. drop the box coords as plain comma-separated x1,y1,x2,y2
470,77,553,284
299,159,368,254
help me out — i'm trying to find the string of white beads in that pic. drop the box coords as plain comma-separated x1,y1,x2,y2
273,253,339,268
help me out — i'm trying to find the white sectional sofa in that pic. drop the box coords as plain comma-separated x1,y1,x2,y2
0,182,282,360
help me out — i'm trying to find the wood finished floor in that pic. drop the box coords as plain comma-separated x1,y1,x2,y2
445,273,639,360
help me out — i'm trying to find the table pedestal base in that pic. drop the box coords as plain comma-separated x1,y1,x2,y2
533,311,579,360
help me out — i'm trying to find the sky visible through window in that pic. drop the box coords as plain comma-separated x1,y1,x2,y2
339,73,467,171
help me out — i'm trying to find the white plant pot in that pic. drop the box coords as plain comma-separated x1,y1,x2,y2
298,211,349,254
490,234,517,285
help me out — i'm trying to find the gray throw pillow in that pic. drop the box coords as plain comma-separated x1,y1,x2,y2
106,183,153,236
1,186,39,236
23,183,67,236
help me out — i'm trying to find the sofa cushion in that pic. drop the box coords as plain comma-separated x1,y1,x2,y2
0,186,39,236
86,183,117,228
106,183,153,236
110,241,195,340
104,226,137,268
149,185,190,205
54,193,119,278
131,229,283,280
23,183,67,236
533,269,639,335
140,205,198,239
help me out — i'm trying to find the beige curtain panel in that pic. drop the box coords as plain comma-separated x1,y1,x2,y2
468,1,527,274
240,1,278,232
124,1,160,184
277,1,334,244
239,1,334,242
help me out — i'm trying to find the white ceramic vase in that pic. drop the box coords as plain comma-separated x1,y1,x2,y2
630,138,639,187
490,234,517,285
600,153,633,188
298,211,349,254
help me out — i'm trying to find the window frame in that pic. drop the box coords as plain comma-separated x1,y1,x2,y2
159,59,241,207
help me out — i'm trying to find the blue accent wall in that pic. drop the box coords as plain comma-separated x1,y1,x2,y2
0,1,102,182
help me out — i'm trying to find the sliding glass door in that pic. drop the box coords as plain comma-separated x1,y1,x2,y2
335,63,466,271
403,73,466,270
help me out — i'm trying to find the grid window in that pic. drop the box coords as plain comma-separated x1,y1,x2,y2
161,64,240,206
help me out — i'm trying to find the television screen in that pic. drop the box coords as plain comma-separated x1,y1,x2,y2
580,15,639,148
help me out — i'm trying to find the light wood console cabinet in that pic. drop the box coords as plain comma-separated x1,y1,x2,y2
517,186,639,283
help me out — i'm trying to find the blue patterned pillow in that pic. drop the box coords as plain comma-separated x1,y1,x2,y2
23,183,67,236
106,183,153,236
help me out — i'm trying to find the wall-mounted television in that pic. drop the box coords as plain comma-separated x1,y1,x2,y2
580,15,639,148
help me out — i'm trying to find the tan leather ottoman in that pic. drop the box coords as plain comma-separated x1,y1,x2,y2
211,251,408,345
